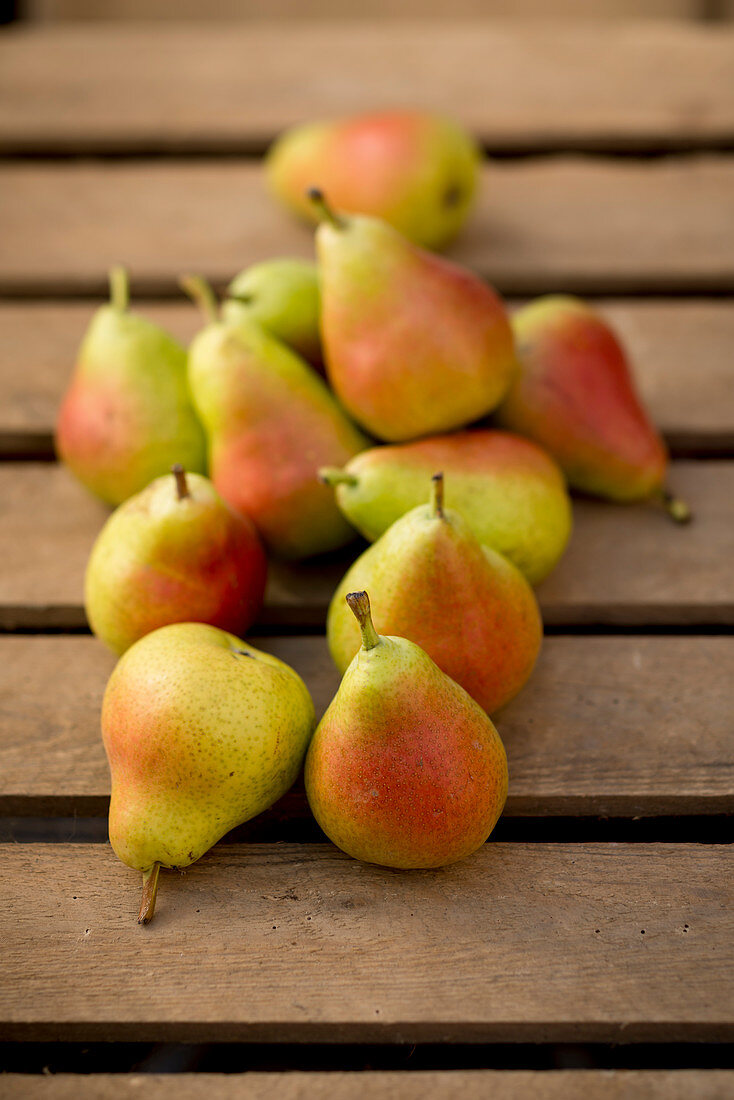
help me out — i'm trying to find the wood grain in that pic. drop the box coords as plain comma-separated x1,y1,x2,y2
1,22,732,153
1,634,732,818
0,462,731,629
4,1071,734,1100
2,299,732,457
1,158,733,296
534,460,734,625
2,842,732,1042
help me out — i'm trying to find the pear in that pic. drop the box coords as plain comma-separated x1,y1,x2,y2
306,591,508,869
328,475,541,714
183,276,368,560
266,110,480,250
56,267,206,506
496,296,690,522
313,192,517,443
103,621,315,924
320,429,571,585
223,258,322,370
85,465,267,655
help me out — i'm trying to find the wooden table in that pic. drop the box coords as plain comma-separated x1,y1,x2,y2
1,18,733,1097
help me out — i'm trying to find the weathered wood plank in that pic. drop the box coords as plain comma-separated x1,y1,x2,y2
1,22,732,153
534,460,734,625
4,1070,734,1100
1,634,732,818
24,0,705,24
598,301,734,453
1,300,732,457
0,158,733,296
0,462,730,628
0,301,199,457
2,843,732,1042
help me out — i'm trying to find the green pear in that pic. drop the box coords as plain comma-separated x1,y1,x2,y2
183,276,368,560
306,592,508,869
312,192,517,443
266,110,480,250
223,259,322,369
320,429,571,585
85,466,267,656
56,267,206,506
327,474,542,715
102,621,315,924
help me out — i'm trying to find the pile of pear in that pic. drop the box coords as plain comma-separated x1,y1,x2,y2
55,123,690,923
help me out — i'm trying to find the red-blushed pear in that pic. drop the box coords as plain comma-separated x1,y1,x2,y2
56,267,206,506
266,110,480,250
103,621,315,925
320,429,571,585
223,258,323,371
306,591,508,870
496,296,690,523
312,190,517,443
182,276,369,560
327,474,542,715
85,466,267,655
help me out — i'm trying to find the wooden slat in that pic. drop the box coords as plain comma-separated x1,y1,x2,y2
4,1071,734,1100
534,459,734,625
1,22,733,153
24,1,704,23
1,300,732,457
0,158,733,296
0,461,731,629
0,301,200,457
598,301,734,453
1,634,732,818
2,842,732,1041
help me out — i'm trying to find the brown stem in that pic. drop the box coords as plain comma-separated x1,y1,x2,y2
172,463,190,501
346,591,380,651
319,466,358,488
307,188,346,230
137,863,160,926
431,472,445,519
657,487,692,525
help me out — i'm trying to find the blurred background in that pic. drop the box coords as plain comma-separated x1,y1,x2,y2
1,0,732,22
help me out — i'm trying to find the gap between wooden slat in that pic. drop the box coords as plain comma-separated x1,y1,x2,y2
2,817,733,844
2,1048,734,1076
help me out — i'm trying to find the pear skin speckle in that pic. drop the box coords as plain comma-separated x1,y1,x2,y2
306,624,508,870
327,494,542,715
102,622,315,874
56,270,206,506
325,430,572,585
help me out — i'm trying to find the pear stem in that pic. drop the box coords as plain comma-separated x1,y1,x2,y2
658,487,692,525
138,863,160,926
319,466,358,488
307,188,346,230
172,463,189,501
431,472,445,519
180,275,220,324
346,591,380,651
109,266,129,312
